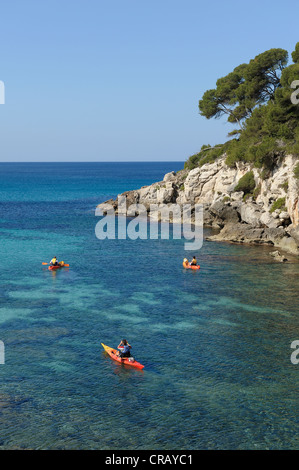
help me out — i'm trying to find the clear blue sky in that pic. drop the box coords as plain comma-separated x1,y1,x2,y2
0,0,298,162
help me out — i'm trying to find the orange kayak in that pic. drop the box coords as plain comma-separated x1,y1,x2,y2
183,262,200,270
101,343,144,370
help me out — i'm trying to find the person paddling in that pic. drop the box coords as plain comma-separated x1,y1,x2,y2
50,256,59,266
116,339,132,358
190,256,197,266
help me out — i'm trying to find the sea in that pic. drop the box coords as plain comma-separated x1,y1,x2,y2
0,162,298,450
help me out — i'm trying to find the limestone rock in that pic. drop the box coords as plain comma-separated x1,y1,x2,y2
98,152,299,255
239,203,263,228
163,171,176,182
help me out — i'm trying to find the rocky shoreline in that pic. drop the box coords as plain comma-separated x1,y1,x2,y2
98,154,299,257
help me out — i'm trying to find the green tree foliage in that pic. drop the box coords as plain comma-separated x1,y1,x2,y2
198,49,288,131
198,64,250,130
292,42,299,63
244,48,288,103
185,43,299,172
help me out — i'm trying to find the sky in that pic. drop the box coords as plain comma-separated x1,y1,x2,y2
0,0,298,162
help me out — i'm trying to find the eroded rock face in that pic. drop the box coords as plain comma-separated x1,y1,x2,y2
97,154,299,255
209,200,240,226
163,171,177,182
289,225,299,244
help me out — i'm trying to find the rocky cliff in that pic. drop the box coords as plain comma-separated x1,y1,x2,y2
98,154,299,256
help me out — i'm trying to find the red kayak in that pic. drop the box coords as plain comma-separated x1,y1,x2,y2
101,343,144,370
183,262,200,270
48,262,68,271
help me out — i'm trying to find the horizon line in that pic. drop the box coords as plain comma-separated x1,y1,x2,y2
0,160,185,163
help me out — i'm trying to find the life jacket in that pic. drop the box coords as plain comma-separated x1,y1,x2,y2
51,258,57,265
191,258,197,265
122,344,130,354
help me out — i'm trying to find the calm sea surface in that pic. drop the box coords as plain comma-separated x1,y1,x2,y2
0,162,298,450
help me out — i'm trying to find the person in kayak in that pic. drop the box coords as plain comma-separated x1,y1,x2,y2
50,256,59,266
183,258,189,265
116,339,132,358
190,256,197,266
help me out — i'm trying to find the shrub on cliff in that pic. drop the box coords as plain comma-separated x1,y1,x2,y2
270,197,286,213
234,171,256,195
185,142,233,169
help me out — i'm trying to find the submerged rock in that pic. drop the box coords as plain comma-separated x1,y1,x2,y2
269,250,288,262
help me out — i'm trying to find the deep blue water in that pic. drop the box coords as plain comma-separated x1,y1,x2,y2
0,162,298,450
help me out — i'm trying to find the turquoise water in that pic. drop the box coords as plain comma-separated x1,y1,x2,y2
0,163,298,450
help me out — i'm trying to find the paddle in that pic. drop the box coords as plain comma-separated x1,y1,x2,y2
42,262,69,267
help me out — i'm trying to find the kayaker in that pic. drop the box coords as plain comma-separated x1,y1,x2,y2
190,256,197,266
183,258,189,266
50,256,59,266
116,339,132,358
